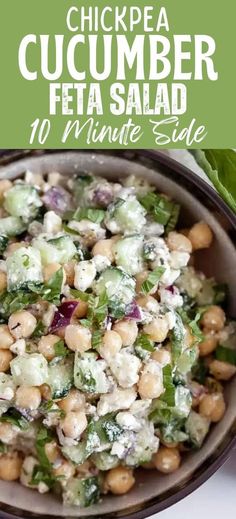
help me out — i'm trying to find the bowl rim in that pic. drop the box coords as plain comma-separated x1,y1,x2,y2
0,149,235,519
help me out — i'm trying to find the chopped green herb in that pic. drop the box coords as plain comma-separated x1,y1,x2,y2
62,223,80,235
215,345,236,365
86,292,108,328
134,333,155,353
35,426,55,470
32,320,46,338
54,340,69,358
70,288,90,302
28,268,63,305
0,290,38,320
141,267,165,295
92,330,103,350
73,208,105,224
0,235,9,255
30,465,57,489
39,400,65,418
192,358,208,384
170,313,185,362
178,309,203,343
0,408,29,430
139,192,180,231
160,364,176,407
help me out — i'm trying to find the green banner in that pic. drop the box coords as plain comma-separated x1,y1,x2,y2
0,0,235,148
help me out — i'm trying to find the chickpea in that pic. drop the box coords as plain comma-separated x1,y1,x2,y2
45,441,61,464
0,324,14,349
0,179,12,201
58,389,85,413
136,295,159,313
112,320,138,347
153,447,181,474
209,359,236,381
199,392,225,422
92,239,115,263
135,271,149,294
0,452,23,481
166,231,192,253
71,300,88,319
38,334,60,361
188,221,213,250
104,466,135,495
151,348,171,366
8,310,37,339
63,261,76,286
0,423,18,444
201,306,226,332
0,349,13,372
53,459,75,482
61,410,87,439
39,384,52,401
15,386,41,410
138,373,162,399
65,324,91,353
143,316,169,343
0,271,7,293
199,331,218,357
100,330,122,359
43,263,63,283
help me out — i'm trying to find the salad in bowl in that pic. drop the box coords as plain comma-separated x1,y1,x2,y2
0,168,235,508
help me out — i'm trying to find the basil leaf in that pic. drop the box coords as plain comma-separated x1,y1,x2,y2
165,204,181,233
215,345,236,365
190,150,236,213
177,309,203,343
141,267,165,295
189,314,204,342
73,208,105,224
139,192,180,229
160,364,176,407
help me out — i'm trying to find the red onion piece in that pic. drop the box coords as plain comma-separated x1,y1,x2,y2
125,301,142,320
92,186,114,208
49,301,78,333
42,186,72,215
166,285,175,294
